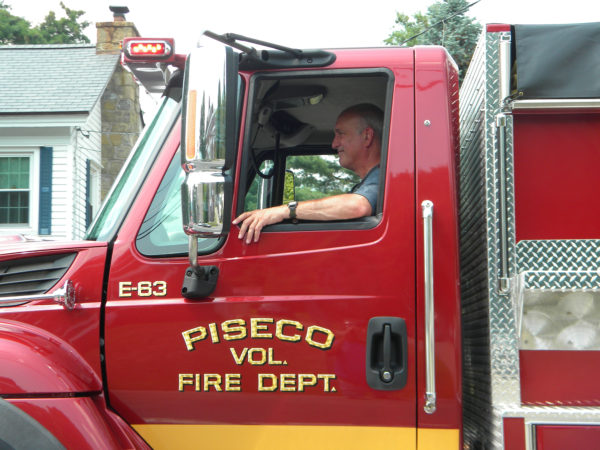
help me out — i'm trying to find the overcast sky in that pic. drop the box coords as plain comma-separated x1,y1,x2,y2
8,0,600,53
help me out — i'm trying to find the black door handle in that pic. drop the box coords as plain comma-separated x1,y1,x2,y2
366,317,408,390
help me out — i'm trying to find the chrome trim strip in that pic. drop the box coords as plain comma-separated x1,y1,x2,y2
422,200,437,414
496,113,510,293
511,99,600,110
499,36,512,105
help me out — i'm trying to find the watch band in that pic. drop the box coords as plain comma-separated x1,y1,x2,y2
288,201,298,220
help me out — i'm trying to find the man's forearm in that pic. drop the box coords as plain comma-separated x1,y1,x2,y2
233,193,372,243
295,193,372,221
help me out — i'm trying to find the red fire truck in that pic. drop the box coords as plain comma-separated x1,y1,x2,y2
1,23,600,449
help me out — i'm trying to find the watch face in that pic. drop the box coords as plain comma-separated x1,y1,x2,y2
288,201,297,219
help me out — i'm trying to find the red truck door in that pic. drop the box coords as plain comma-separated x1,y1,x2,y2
103,51,418,449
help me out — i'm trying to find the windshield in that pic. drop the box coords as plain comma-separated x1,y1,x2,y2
86,95,181,242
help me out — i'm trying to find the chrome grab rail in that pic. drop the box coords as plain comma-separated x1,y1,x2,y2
421,200,437,414
0,280,75,310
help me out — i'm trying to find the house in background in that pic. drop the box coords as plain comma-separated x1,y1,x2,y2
0,10,142,240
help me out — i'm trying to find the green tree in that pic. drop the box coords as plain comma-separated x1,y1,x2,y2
385,0,481,81
0,1,89,45
0,1,38,44
287,155,359,201
37,2,90,44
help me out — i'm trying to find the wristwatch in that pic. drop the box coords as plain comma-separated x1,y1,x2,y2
287,201,298,220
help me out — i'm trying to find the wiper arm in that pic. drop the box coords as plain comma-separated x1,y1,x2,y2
202,30,303,59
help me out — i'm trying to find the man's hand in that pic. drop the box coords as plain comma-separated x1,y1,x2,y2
232,205,288,244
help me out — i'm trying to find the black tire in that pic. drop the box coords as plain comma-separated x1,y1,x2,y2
0,397,65,450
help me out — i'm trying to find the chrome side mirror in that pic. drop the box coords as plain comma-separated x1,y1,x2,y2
181,41,237,239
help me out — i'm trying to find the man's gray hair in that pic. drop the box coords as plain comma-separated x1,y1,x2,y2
340,103,384,142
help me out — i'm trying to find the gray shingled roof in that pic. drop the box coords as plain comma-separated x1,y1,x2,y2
0,44,119,114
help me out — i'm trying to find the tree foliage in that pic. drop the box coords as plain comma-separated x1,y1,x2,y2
287,155,359,202
0,1,89,45
244,154,359,211
385,0,481,81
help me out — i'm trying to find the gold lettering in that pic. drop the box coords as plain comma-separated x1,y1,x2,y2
222,319,247,340
208,323,220,343
267,347,285,365
280,374,296,392
258,373,278,392
152,280,167,296
306,325,335,350
248,348,267,365
118,281,132,297
178,373,194,391
225,373,241,392
298,374,317,392
318,374,336,392
203,374,222,392
251,318,273,339
230,347,248,365
182,327,207,351
275,319,302,342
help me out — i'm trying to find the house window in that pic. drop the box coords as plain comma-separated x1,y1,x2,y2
0,156,31,225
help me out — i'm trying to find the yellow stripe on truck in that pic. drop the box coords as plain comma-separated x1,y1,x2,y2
133,424,459,449
418,428,460,450
133,424,415,449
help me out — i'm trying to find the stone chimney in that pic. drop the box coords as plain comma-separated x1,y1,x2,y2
96,6,143,200
96,6,140,54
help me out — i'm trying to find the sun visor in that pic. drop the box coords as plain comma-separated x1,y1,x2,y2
514,23,600,99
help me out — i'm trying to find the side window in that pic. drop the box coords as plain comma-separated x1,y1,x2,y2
238,70,390,229
136,148,218,257
244,159,274,211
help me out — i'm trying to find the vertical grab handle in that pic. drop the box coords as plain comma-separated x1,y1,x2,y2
421,200,436,414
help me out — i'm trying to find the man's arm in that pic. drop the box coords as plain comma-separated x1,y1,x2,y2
232,193,372,244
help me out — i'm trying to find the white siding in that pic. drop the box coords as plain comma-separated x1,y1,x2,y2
70,101,102,239
51,143,71,239
0,113,88,240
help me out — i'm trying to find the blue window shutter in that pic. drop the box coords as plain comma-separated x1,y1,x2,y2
38,146,52,235
85,159,92,228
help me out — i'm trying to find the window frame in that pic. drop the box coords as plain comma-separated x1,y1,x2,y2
236,68,394,233
0,149,40,234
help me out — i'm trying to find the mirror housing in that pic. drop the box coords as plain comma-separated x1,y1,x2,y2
181,40,238,238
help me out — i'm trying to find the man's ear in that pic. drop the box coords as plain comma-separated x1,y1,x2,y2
364,126,374,146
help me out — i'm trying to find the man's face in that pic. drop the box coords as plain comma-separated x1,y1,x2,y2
332,114,366,172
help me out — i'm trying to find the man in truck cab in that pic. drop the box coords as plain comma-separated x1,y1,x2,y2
233,103,383,243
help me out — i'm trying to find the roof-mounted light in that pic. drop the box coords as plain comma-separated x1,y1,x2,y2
123,37,175,62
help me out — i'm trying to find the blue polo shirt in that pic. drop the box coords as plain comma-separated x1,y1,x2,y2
350,165,380,214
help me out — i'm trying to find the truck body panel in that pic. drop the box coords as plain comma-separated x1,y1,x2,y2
459,24,600,448
0,243,107,387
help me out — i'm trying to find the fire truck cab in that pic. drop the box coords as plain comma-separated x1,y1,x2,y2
1,24,600,449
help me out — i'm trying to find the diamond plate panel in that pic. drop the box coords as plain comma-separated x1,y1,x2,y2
459,29,523,449
520,290,600,350
459,30,494,449
484,31,521,411
518,240,600,272
524,272,600,291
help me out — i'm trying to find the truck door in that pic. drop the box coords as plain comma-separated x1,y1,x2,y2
103,49,418,449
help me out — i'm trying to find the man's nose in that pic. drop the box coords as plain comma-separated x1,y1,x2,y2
332,135,340,149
